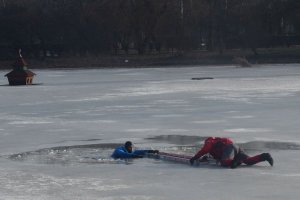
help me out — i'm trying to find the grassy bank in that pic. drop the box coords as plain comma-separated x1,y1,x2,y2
0,47,299,70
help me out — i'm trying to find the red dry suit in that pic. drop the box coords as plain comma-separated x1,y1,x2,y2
192,137,273,167
193,137,234,166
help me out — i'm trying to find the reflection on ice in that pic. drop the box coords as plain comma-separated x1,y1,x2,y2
147,135,207,145
224,128,272,133
8,120,53,125
239,141,300,151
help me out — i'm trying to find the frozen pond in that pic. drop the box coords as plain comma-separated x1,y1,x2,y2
0,64,300,199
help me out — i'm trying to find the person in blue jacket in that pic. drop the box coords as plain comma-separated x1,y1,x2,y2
111,141,159,159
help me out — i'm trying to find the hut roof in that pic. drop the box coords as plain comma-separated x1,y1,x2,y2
5,69,36,77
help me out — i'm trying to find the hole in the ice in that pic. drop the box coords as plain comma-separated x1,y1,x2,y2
146,135,300,151
9,143,122,165
8,138,300,165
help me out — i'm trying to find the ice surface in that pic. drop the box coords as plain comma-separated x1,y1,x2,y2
0,64,300,199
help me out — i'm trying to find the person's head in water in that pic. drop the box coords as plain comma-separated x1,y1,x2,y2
125,141,133,153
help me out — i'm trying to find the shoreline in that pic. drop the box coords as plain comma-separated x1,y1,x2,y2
1,47,299,70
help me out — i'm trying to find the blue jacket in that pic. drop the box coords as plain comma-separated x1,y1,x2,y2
111,146,149,159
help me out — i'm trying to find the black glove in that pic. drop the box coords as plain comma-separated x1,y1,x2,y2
147,150,159,154
200,155,209,162
133,154,143,158
190,157,196,165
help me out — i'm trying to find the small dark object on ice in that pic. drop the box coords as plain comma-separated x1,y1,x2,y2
191,77,214,80
233,56,252,67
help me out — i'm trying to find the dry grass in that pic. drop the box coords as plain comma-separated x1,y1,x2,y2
1,46,299,70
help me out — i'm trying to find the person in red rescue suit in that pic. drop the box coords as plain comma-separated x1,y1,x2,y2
190,137,273,168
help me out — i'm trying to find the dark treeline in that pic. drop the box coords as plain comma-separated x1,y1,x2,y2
0,0,299,59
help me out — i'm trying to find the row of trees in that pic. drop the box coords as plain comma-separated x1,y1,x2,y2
0,0,299,59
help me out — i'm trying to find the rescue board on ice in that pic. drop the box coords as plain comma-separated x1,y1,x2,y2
147,152,212,166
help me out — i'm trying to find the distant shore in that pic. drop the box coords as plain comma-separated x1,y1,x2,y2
0,47,299,70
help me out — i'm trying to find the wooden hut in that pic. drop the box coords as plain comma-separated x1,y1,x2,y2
5,50,36,85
